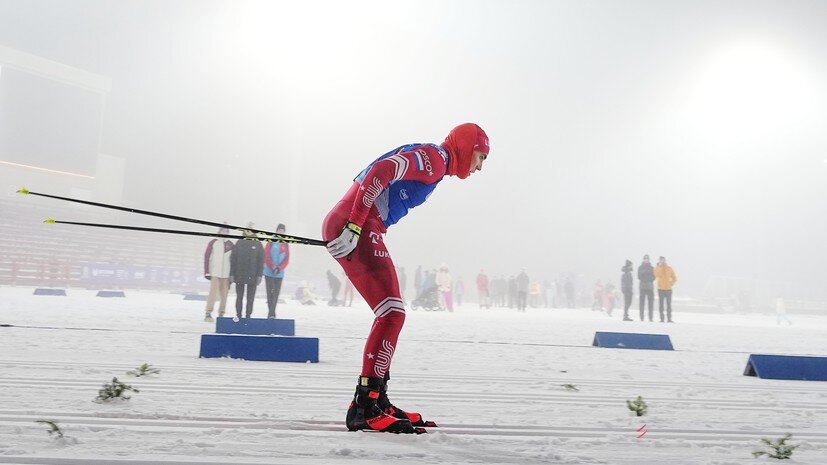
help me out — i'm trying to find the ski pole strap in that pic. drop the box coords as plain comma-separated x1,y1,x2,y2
345,222,362,236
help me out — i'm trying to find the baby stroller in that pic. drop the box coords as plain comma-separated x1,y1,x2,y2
412,284,442,311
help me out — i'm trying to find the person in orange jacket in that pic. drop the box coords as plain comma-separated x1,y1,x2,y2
654,256,677,323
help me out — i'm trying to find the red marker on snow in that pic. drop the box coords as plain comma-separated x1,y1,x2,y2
636,424,647,439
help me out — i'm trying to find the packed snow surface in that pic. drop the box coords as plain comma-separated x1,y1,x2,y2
1,287,826,464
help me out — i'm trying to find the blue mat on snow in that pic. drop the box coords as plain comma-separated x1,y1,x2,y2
34,288,67,296
215,317,295,336
199,333,318,363
96,290,126,298
592,331,674,350
744,354,827,381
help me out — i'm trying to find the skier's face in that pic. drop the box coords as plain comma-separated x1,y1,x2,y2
469,150,487,175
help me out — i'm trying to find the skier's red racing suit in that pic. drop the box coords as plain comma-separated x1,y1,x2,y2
322,143,448,378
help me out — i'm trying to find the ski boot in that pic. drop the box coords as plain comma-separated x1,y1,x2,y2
378,372,437,427
346,376,422,433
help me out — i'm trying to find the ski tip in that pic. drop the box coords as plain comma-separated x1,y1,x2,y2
16,187,30,195
43,217,56,224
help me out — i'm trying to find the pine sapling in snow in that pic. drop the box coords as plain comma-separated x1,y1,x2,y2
127,363,160,377
627,396,648,416
96,377,139,401
35,420,64,439
752,433,799,460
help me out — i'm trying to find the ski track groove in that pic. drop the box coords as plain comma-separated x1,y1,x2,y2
3,323,794,356
2,359,825,396
4,412,827,441
0,458,292,465
1,378,824,412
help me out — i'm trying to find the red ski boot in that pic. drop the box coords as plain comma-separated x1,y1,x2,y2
346,376,423,433
378,372,437,427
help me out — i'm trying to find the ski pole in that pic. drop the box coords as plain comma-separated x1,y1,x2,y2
18,187,327,246
43,218,327,246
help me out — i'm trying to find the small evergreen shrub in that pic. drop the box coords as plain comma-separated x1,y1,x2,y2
127,363,160,377
96,377,139,401
752,434,799,460
626,396,648,416
35,420,63,439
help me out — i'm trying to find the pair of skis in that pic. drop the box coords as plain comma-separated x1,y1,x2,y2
17,187,327,246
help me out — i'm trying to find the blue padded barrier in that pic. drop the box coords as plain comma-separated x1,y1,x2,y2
96,290,126,298
592,331,674,350
744,354,827,381
34,288,67,296
216,317,295,336
199,334,318,363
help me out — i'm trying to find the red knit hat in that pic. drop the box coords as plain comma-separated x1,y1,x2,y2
441,123,489,179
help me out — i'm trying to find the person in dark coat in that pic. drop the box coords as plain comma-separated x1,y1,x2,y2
327,269,342,305
230,223,265,319
637,254,655,321
515,269,529,312
621,260,634,321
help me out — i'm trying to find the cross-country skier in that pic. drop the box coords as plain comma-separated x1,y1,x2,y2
323,123,490,433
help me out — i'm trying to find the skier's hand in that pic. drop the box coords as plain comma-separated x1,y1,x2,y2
205,274,212,281
327,222,361,259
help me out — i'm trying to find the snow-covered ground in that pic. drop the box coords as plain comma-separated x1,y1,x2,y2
1,286,825,464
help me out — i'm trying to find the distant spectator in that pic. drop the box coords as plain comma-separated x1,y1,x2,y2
327,270,342,306
476,269,490,309
529,280,541,307
776,296,792,325
398,267,408,303
491,276,505,307
436,264,454,312
454,276,465,307
515,269,529,312
621,260,634,321
564,277,575,308
296,281,317,305
592,280,604,311
637,255,655,321
343,273,354,306
654,256,677,323
602,282,617,316
414,265,423,300
543,279,553,308
203,226,233,322
263,223,290,319
507,276,517,309
230,223,265,319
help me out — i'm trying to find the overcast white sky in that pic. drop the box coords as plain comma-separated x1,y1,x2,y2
1,0,826,297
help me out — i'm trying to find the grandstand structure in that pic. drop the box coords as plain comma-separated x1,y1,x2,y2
1,196,204,290
0,46,204,291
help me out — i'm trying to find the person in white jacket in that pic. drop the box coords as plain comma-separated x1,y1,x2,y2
203,226,234,322
435,264,454,312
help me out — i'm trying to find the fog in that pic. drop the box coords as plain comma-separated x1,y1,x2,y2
2,0,826,299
